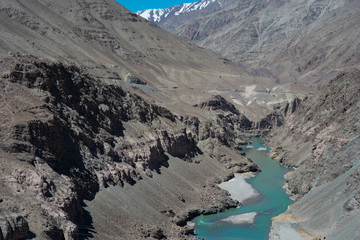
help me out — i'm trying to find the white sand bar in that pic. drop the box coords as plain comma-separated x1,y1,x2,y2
219,173,259,203
257,147,267,151
220,212,257,225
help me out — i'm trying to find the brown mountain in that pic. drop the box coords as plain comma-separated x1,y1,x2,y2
0,0,246,89
144,0,360,86
1,0,315,122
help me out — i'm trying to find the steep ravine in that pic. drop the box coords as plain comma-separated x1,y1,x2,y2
267,70,360,239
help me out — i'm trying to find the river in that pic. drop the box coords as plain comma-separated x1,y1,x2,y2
193,138,293,240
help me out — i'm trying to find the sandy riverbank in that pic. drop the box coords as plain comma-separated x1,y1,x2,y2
220,212,257,224
219,173,259,203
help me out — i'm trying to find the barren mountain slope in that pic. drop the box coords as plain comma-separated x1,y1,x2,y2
0,0,315,122
267,70,360,239
0,0,287,239
0,0,327,239
0,0,247,91
141,0,360,85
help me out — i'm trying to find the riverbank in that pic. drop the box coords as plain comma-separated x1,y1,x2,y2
84,153,248,240
217,170,310,240
219,173,259,203
193,139,294,240
269,213,314,240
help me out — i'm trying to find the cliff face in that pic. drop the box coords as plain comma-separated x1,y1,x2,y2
268,70,360,239
0,56,261,239
0,211,28,240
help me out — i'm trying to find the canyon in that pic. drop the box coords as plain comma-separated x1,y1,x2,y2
0,0,359,239
0,0,296,239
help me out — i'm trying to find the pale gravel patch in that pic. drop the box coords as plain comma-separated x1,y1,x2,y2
220,212,257,225
219,173,259,203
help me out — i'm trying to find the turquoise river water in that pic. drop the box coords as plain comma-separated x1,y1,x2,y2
193,138,293,240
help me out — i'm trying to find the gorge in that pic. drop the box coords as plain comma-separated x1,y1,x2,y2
0,0,359,240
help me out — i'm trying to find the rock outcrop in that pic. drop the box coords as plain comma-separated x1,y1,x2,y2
255,112,283,130
0,0,325,239
195,95,240,115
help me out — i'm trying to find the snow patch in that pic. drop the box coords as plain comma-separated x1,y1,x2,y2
137,0,218,23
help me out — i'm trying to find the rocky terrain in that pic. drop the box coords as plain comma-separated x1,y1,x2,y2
1,0,285,238
0,55,302,239
0,0,296,234
1,0,315,124
1,0,359,240
137,1,360,239
268,70,360,239
139,0,360,86
0,55,264,239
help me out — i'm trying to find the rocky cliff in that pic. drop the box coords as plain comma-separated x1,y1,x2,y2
0,55,263,239
268,70,360,239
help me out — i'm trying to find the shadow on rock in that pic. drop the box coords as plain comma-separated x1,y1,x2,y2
78,203,96,240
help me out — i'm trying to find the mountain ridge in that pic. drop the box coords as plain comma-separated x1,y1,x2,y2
138,0,360,86
137,0,219,23
136,1,360,238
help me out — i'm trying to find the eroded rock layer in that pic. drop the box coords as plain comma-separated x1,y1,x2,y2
0,56,262,239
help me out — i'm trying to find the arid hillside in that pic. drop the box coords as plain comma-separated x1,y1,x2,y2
0,0,247,94
268,70,360,239
0,0,314,122
142,0,360,86
0,55,266,239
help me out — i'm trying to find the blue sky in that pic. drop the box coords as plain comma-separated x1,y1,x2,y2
116,0,191,12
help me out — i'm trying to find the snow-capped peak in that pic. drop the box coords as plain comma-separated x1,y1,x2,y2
137,0,218,23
